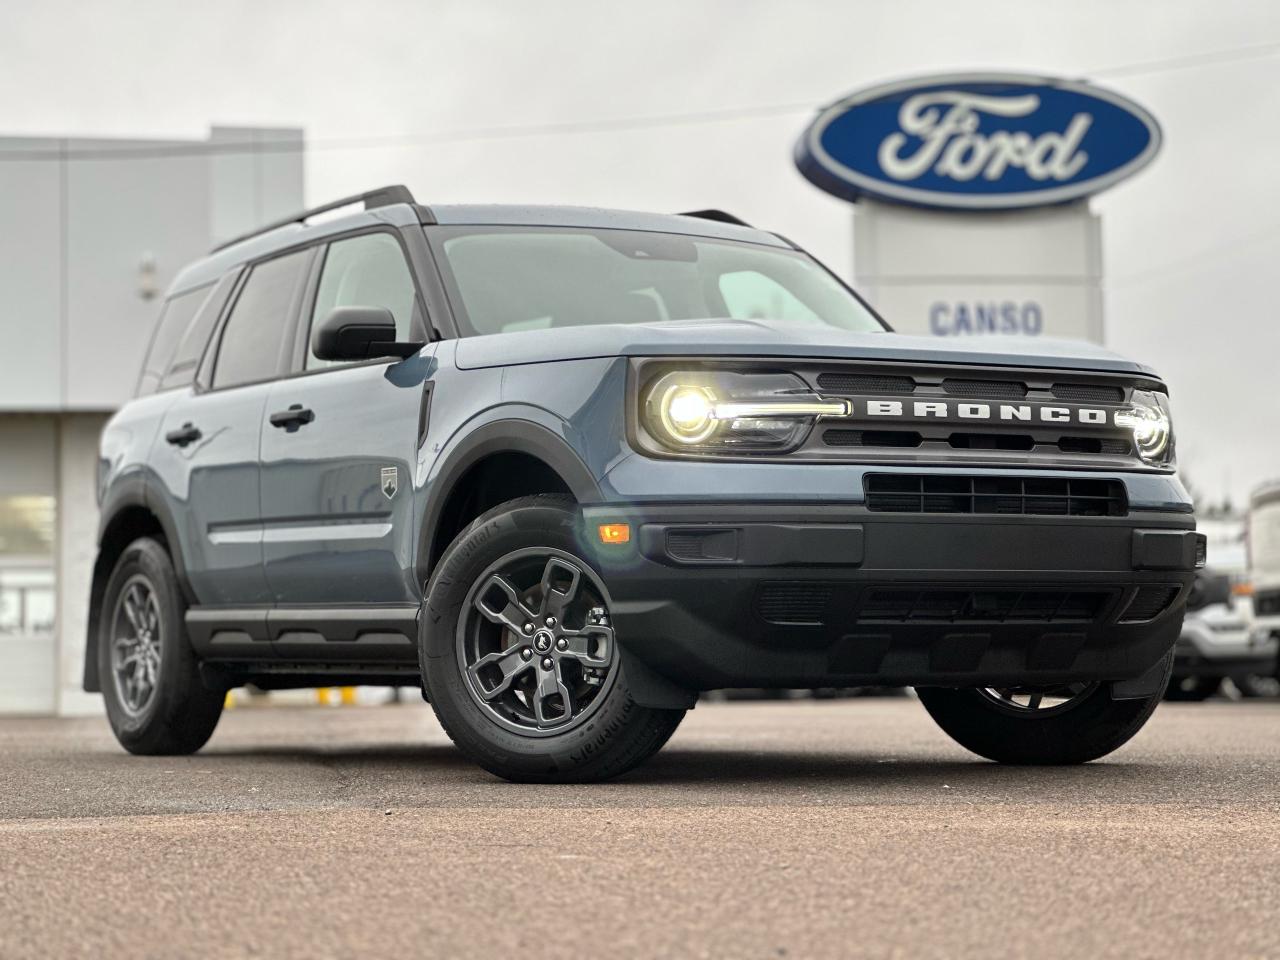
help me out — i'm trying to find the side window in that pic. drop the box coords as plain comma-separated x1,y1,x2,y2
136,285,212,396
213,250,311,389
159,271,240,393
717,269,822,325
306,233,417,370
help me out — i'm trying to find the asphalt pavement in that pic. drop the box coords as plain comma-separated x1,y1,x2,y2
2,696,1277,959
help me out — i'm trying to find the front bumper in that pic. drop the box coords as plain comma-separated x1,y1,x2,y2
585,503,1200,690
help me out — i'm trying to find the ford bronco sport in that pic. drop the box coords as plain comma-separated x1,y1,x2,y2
87,186,1203,782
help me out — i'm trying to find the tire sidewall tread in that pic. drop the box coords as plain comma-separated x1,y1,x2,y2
916,653,1173,766
421,495,684,783
99,537,223,756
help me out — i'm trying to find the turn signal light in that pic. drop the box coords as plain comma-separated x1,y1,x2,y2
598,523,631,545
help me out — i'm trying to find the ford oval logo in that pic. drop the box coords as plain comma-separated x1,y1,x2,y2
795,73,1162,210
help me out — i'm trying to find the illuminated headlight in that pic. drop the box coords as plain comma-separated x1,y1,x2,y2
1114,389,1173,465
645,370,848,451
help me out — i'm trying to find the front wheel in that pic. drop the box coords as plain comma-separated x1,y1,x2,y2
916,653,1172,765
421,495,685,783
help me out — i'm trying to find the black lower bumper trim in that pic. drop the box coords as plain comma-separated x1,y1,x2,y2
585,503,1196,690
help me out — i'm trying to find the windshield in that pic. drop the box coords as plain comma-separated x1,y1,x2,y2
428,226,885,336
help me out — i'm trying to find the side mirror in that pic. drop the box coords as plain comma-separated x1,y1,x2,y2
311,306,424,362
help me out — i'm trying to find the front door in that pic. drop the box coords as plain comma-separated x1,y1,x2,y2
258,231,433,622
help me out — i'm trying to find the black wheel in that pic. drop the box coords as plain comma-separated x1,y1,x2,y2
421,495,685,783
99,537,225,755
916,653,1172,765
1163,674,1222,701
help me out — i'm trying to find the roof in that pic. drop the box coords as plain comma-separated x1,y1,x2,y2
167,191,787,297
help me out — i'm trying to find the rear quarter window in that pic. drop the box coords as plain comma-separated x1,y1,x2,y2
136,285,213,396
157,271,242,393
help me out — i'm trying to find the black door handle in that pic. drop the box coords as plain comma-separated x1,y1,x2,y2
165,422,202,447
269,404,316,431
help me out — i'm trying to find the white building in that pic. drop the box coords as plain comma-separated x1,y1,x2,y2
0,127,303,714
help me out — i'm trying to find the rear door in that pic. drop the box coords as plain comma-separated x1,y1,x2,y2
151,248,314,611
258,230,434,660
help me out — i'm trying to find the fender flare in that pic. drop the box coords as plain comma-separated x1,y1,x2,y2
415,418,602,588
83,473,194,692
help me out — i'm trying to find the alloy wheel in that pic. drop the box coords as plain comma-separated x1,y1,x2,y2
110,575,163,717
975,681,1100,717
458,548,618,736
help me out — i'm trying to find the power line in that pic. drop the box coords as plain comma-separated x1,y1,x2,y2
0,39,1275,163
0,101,819,163
1088,40,1280,79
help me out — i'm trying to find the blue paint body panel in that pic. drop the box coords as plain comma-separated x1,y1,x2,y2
88,196,1194,697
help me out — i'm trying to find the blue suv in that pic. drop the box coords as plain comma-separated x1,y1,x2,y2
86,186,1203,781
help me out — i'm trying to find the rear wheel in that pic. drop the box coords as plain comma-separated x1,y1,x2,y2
917,653,1172,765
422,495,685,783
99,537,225,755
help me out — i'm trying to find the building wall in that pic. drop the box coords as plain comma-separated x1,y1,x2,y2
0,127,305,413
56,413,111,716
0,416,57,714
0,126,304,715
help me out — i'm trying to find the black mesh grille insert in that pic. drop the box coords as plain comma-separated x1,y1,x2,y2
865,474,1127,517
823,429,923,448
948,433,1035,451
816,372,916,395
1119,585,1180,622
1051,383,1126,404
859,588,1106,623
1058,436,1132,456
757,582,834,625
942,379,1028,400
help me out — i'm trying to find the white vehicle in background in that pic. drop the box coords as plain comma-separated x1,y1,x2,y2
1166,513,1276,700
1249,482,1280,656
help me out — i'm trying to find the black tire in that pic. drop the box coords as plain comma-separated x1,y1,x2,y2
98,537,225,755
421,494,685,783
1163,674,1222,702
916,653,1172,765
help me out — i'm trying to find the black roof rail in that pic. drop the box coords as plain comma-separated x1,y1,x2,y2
210,184,418,253
678,209,752,228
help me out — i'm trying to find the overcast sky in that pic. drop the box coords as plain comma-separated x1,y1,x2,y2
2,0,1277,504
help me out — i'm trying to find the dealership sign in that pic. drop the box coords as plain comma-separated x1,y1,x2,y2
795,73,1162,210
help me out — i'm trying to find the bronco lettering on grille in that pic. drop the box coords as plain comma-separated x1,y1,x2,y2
852,399,1112,426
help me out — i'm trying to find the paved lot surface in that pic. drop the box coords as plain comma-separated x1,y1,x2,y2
2,697,1278,959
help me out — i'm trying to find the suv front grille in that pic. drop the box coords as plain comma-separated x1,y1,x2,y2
942,378,1028,400
816,372,915,395
865,474,1127,517
858,588,1107,623
1051,383,1125,404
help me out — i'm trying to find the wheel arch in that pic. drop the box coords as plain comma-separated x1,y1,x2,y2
84,479,191,693
417,419,602,588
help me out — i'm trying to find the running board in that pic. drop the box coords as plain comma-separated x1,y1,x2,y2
186,605,420,665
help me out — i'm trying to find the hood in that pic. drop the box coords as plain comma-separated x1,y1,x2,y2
452,318,1157,377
